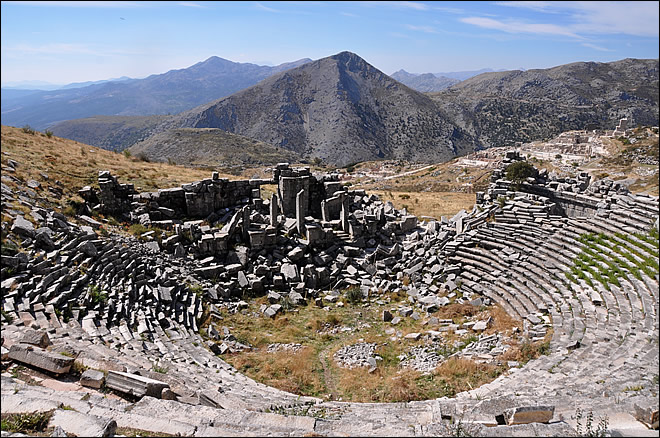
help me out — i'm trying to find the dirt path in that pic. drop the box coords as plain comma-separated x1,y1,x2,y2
319,343,339,400
377,164,437,181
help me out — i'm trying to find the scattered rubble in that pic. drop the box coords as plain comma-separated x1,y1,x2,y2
1,151,658,436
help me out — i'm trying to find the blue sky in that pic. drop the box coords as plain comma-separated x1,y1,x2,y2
1,1,658,85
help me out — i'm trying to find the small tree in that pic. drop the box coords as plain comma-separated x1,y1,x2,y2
505,161,537,188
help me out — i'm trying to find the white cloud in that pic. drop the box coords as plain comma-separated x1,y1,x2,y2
405,24,438,34
581,42,613,52
340,11,358,18
432,6,465,14
494,1,561,13
460,17,581,38
254,2,280,13
178,2,206,8
495,1,659,37
358,1,429,11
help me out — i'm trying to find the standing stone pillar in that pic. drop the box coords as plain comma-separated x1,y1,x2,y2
321,200,329,222
455,215,463,235
242,206,250,243
270,193,279,227
340,193,349,232
296,189,306,236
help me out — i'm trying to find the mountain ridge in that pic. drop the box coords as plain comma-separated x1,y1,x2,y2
1,56,312,131
149,51,473,166
49,53,659,168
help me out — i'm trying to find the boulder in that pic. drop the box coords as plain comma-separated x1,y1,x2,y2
19,329,51,348
11,215,34,237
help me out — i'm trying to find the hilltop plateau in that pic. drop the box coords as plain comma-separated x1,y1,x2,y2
1,124,658,437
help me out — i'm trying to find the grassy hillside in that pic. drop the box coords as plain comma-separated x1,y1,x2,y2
0,125,240,211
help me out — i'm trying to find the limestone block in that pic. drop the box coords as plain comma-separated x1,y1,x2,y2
8,344,74,374
306,223,325,244
105,370,170,398
280,263,300,282
80,369,105,389
49,409,116,437
289,292,305,306
287,246,305,262
504,406,555,425
19,328,51,348
265,305,282,318
400,215,418,232
634,404,659,430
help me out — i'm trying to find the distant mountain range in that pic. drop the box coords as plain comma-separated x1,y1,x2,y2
390,70,459,92
432,68,507,81
6,52,659,169
1,57,311,131
134,51,474,166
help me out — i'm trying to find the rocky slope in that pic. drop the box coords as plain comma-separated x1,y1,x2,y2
3,56,311,131
127,127,301,167
163,51,474,167
430,58,660,147
47,55,659,168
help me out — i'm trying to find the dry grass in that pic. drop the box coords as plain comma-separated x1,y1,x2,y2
217,296,533,403
230,347,323,395
432,357,501,396
499,330,553,364
335,366,443,403
370,191,476,220
484,304,522,336
432,303,481,323
0,125,239,208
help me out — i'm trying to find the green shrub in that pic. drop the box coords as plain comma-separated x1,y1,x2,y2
505,161,537,186
1,411,52,433
88,284,108,306
344,286,363,304
574,408,609,437
21,125,35,135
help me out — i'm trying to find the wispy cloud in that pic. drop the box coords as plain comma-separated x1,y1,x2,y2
494,1,561,13
389,32,413,39
581,42,613,52
460,17,581,38
340,11,358,18
358,1,429,11
1,1,146,8
254,2,280,13
178,2,206,8
405,24,438,34
433,6,465,14
495,1,659,37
